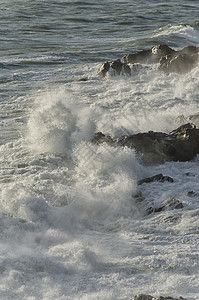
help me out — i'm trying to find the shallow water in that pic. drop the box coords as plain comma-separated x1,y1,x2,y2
1,1,199,299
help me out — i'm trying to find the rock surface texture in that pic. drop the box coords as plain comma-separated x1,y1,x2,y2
146,198,184,215
138,173,174,185
133,295,184,300
98,44,199,76
98,59,131,76
92,123,199,164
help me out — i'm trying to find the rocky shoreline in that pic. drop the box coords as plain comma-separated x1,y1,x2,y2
98,44,199,76
92,123,199,165
96,46,198,300
92,123,198,232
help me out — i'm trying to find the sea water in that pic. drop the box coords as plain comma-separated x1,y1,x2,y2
0,1,199,299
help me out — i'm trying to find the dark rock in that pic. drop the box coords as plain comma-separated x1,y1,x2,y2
180,45,199,55
92,132,113,145
187,191,197,197
77,77,89,82
133,191,145,202
131,63,145,72
92,123,199,164
187,113,199,126
98,44,198,76
159,45,199,74
133,295,184,300
168,123,199,161
115,131,172,164
164,198,184,210
122,49,152,64
138,173,174,185
98,59,131,77
134,296,153,300
159,53,198,74
169,122,196,136
151,44,176,62
98,62,110,77
146,198,183,215
122,44,175,64
159,215,181,224
146,206,160,215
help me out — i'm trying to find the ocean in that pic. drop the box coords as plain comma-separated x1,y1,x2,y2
0,1,199,299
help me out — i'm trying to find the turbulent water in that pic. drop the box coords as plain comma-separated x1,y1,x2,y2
1,1,199,299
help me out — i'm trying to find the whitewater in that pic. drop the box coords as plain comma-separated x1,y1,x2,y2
0,1,199,299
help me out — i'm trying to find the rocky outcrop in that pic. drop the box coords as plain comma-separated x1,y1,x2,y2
159,52,198,74
146,198,183,215
133,295,184,300
92,123,199,164
122,44,175,64
138,173,174,185
98,59,131,77
98,44,199,76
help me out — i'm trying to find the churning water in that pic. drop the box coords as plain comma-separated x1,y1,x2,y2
1,1,199,299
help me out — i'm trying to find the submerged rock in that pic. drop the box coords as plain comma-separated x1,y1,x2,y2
133,191,145,202
133,295,184,300
187,191,197,197
146,198,183,215
158,215,181,224
92,123,199,164
138,173,174,185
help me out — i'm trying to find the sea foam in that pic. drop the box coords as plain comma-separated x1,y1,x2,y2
153,24,199,44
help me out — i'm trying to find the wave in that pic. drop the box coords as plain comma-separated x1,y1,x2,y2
153,24,199,44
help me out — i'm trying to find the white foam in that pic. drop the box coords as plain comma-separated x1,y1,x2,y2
1,47,199,300
26,88,77,155
26,86,98,157
73,142,143,221
153,24,199,44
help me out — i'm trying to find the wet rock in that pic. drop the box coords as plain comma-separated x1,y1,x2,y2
159,45,199,74
187,191,197,197
133,295,153,300
159,53,198,74
122,49,152,64
92,130,170,164
165,198,184,210
185,112,199,127
77,77,89,82
169,122,196,136
115,131,172,164
133,295,184,300
99,44,198,76
132,191,145,202
122,44,175,64
158,215,181,224
138,173,174,185
180,45,199,55
98,59,131,77
168,123,199,161
185,172,195,177
146,198,183,215
92,132,114,145
151,44,175,59
98,61,110,77
131,63,146,73
92,123,199,164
